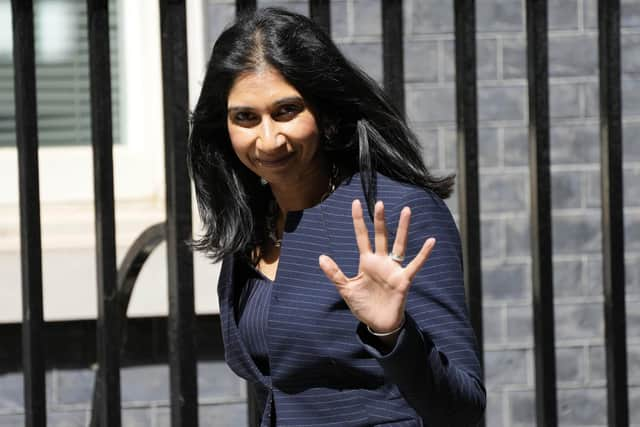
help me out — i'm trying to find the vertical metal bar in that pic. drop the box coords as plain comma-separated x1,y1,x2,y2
236,0,256,16
309,0,331,34
526,1,557,426
158,1,198,425
598,0,629,425
11,1,46,425
235,3,256,424
453,0,484,397
86,1,121,426
382,0,405,117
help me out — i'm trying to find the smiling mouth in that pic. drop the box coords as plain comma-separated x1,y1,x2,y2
257,153,295,168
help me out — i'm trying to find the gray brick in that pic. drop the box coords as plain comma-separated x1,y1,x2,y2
404,41,439,83
506,305,533,345
550,124,600,165
582,82,599,118
55,368,94,405
352,0,381,37
442,38,498,82
556,346,584,383
548,0,580,30
121,365,169,403
553,259,584,298
554,303,603,340
631,345,640,385
483,304,505,345
627,215,640,251
551,171,584,210
0,373,23,410
478,86,526,121
200,402,248,426
257,0,308,15
583,0,597,29
588,345,606,383
581,0,640,30
156,403,248,427
552,214,602,255
483,262,529,301
508,390,535,426
414,128,439,169
621,0,640,28
629,302,640,340
0,415,23,427
476,0,523,33
624,123,640,162
337,42,382,83
628,256,640,295
550,84,581,119
484,349,528,388
626,168,640,207
404,0,454,34
486,392,504,427
549,35,598,78
122,408,152,427
558,388,607,426
623,78,640,115
584,255,602,297
503,126,528,167
480,173,528,213
406,87,455,123
585,170,601,209
481,218,504,259
330,0,348,38
631,387,640,425
48,411,87,427
442,127,500,169
205,3,236,49
198,362,246,401
502,38,526,80
623,34,640,76
505,216,531,258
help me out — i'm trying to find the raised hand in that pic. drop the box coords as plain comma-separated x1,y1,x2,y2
318,199,436,337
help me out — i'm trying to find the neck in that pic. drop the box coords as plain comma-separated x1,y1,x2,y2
269,159,330,214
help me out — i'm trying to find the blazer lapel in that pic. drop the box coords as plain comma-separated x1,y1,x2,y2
218,255,271,386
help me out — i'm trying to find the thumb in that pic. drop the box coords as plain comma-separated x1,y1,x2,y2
319,255,349,287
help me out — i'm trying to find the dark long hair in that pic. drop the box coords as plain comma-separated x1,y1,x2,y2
188,7,454,263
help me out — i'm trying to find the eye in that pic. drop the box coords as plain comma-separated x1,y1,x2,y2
230,110,259,126
274,103,303,121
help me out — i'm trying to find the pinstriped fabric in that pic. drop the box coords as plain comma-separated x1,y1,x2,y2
238,277,273,375
217,173,486,427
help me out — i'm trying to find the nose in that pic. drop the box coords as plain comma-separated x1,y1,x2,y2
256,117,285,153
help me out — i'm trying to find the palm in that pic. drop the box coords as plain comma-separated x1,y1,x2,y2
319,199,435,334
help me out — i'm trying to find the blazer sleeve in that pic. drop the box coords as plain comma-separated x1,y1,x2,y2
356,187,486,426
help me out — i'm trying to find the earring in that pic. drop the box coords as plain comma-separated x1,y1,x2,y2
260,177,268,186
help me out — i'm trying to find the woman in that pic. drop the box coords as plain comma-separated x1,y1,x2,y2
188,7,485,426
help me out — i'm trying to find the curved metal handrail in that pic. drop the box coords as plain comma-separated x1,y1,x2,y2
90,222,167,427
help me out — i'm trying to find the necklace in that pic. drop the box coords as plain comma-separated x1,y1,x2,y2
267,164,338,248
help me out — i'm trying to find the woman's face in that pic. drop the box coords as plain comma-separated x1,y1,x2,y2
226,67,323,189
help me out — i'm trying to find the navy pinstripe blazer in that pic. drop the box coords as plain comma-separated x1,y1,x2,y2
217,173,486,426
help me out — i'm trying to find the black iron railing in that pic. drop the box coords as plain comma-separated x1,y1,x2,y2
9,1,628,426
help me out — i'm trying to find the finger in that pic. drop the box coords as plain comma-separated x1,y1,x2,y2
351,199,372,254
391,206,411,261
318,254,349,286
404,237,436,280
374,201,388,255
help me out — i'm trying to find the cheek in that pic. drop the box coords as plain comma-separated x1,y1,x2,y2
284,115,320,145
227,126,253,159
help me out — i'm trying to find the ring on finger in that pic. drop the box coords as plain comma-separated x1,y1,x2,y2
389,252,405,263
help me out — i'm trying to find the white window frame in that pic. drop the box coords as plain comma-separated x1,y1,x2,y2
0,0,218,323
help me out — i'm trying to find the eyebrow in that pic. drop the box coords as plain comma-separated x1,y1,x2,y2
227,96,304,113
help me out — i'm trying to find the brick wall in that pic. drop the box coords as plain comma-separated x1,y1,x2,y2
2,0,639,425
